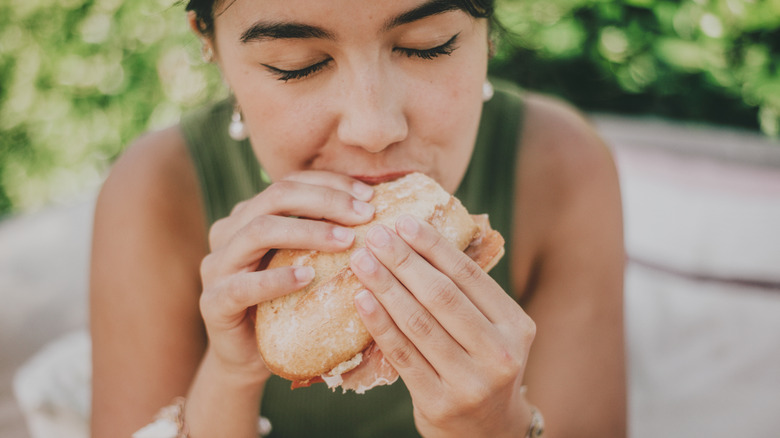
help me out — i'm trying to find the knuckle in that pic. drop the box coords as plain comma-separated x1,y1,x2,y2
245,215,272,236
223,279,248,309
406,309,435,337
198,283,219,319
208,218,228,250
262,182,287,204
427,277,459,310
523,317,537,345
426,231,447,253
493,349,522,383
482,337,524,386
394,249,416,273
370,317,395,339
199,253,217,282
388,342,416,368
263,180,299,207
204,277,248,315
229,199,248,216
452,255,483,284
459,382,492,412
322,187,341,208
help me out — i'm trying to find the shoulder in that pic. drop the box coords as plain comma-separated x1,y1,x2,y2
510,92,623,294
96,124,206,240
91,123,208,306
519,92,618,197
102,125,197,206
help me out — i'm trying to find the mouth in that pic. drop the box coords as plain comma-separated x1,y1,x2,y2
350,171,416,185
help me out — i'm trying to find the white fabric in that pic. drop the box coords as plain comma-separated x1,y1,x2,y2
12,330,91,438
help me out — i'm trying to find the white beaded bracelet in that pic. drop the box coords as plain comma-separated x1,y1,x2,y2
519,385,544,438
525,406,545,438
131,397,272,438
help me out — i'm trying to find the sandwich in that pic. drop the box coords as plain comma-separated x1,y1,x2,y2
255,172,505,393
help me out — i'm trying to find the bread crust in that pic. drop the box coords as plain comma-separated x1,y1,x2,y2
255,173,489,381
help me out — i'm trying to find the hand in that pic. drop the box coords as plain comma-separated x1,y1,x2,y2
350,214,536,438
198,171,376,380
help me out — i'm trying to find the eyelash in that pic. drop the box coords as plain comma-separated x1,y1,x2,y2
263,59,331,82
394,33,460,60
264,33,460,82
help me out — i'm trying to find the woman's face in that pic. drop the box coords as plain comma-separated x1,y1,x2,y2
209,0,489,192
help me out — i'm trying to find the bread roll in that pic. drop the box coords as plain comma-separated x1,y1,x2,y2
255,172,504,388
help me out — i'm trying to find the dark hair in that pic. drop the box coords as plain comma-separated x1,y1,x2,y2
187,0,495,37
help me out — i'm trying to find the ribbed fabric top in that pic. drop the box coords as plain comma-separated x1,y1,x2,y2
179,78,525,437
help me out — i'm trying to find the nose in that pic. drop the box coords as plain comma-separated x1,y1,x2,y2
336,66,408,153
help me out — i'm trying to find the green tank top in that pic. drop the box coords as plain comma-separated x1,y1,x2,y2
180,78,524,438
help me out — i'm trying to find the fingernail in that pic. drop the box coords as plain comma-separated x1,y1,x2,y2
351,248,377,273
352,182,374,201
397,215,419,238
355,289,377,314
294,266,315,283
332,226,355,244
367,225,391,248
353,200,375,218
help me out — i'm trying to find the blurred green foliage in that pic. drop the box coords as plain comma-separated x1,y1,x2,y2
491,0,780,136
0,0,778,215
0,0,224,215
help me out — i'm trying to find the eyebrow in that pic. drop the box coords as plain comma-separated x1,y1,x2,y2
382,0,461,32
240,22,334,43
239,0,462,44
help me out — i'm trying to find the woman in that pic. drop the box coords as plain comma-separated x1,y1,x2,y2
90,0,626,436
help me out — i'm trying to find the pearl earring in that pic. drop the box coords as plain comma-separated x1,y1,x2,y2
482,80,494,102
229,104,248,141
200,42,214,63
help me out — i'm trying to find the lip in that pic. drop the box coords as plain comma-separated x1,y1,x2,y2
350,171,415,185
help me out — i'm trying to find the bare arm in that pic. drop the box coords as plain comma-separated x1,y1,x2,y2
512,94,627,437
89,127,209,437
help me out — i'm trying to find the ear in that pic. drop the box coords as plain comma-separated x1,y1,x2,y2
487,37,496,58
187,10,205,36
188,11,216,63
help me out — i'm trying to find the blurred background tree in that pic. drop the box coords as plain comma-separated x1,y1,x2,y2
0,0,778,216
490,0,780,137
0,0,225,215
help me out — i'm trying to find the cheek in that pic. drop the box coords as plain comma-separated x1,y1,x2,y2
244,93,332,177
413,73,483,142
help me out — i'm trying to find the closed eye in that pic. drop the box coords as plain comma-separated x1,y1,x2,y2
262,32,460,82
262,58,333,82
394,33,460,60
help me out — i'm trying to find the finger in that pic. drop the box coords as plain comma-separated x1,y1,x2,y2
201,266,315,329
395,215,518,324
353,289,439,391
230,171,374,217
280,171,374,202
203,215,356,279
210,179,374,251
350,244,469,372
361,224,496,355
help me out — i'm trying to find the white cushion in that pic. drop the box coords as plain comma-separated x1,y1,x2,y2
596,115,780,283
